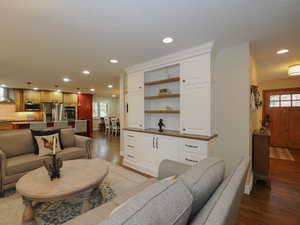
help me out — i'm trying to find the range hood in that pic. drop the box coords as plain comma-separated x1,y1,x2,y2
0,88,16,103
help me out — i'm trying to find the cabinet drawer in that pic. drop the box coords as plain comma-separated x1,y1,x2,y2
181,151,206,166
181,139,206,154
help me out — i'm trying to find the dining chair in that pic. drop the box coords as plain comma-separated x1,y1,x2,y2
104,117,111,135
111,117,120,136
29,122,47,130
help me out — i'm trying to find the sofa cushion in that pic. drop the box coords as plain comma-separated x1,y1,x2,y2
0,130,34,158
59,147,87,161
112,178,157,205
61,129,75,148
6,154,46,176
190,158,250,225
178,158,225,218
63,201,118,225
99,179,193,225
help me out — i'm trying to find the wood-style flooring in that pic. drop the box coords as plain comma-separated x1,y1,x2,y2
238,150,300,225
92,132,300,225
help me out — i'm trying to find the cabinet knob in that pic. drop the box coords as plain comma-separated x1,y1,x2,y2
182,80,186,83
182,128,186,131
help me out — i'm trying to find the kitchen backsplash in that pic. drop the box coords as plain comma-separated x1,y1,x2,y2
0,103,42,120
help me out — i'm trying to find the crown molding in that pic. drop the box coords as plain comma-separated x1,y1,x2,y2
126,41,214,74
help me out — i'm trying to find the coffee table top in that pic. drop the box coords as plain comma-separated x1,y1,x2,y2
16,159,109,201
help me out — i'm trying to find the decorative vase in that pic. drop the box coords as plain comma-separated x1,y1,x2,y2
43,154,63,180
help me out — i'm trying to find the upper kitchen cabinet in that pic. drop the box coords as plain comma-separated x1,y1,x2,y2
180,53,214,136
128,71,144,92
40,91,63,103
15,89,24,112
127,71,145,129
63,93,78,106
23,90,41,104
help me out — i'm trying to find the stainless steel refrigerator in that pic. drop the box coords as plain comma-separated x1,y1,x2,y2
41,103,65,122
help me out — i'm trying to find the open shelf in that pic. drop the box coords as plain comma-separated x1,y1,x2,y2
145,110,180,113
144,77,180,86
144,93,180,99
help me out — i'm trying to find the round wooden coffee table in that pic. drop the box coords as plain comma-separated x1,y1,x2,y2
16,159,109,225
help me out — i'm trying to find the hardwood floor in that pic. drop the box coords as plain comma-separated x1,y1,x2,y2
238,150,300,225
92,131,300,224
92,131,122,166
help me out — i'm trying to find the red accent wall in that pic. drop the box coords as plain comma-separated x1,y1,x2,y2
77,94,93,137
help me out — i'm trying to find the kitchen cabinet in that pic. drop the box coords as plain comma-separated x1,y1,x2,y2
127,91,144,129
127,71,144,129
15,89,24,112
40,91,63,103
180,54,213,136
123,130,211,177
23,90,41,104
123,42,216,176
63,93,78,106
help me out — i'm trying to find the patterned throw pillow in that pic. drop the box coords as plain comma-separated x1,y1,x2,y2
34,133,62,156
31,129,64,155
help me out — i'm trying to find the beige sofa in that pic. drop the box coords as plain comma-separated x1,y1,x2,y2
0,128,92,196
64,157,249,225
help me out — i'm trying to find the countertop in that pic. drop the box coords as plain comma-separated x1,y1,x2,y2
123,128,217,141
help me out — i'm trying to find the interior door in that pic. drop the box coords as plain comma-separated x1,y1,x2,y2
263,88,300,150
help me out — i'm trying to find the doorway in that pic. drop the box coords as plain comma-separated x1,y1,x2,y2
263,88,300,150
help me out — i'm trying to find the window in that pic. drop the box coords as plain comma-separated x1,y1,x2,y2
0,87,4,101
93,102,99,118
269,94,300,107
93,102,108,117
100,103,108,117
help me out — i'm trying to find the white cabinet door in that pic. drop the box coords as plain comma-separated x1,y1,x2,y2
128,71,144,92
127,91,144,129
155,135,180,171
180,53,212,136
181,84,211,135
181,54,211,86
139,133,158,172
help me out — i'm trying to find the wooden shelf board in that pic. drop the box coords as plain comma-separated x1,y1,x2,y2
144,110,180,113
144,77,180,85
144,93,180,99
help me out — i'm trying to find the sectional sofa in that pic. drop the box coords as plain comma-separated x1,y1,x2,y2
64,157,249,225
0,128,92,195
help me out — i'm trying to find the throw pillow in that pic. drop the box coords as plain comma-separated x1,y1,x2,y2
31,129,64,155
34,133,62,156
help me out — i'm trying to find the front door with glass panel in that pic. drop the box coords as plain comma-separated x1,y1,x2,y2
263,88,300,150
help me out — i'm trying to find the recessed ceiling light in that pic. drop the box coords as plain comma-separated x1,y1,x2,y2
276,49,289,55
109,59,119,64
56,89,62,93
82,70,90,75
1,84,7,87
107,84,113,88
90,88,95,92
63,77,71,82
163,37,174,44
288,64,300,76
33,87,39,90
77,91,81,94
112,94,116,98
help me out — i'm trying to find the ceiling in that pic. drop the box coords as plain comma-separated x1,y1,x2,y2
0,0,299,95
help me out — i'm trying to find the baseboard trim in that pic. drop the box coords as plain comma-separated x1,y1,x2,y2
244,170,253,195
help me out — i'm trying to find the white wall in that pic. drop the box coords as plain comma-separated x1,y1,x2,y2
213,42,251,175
